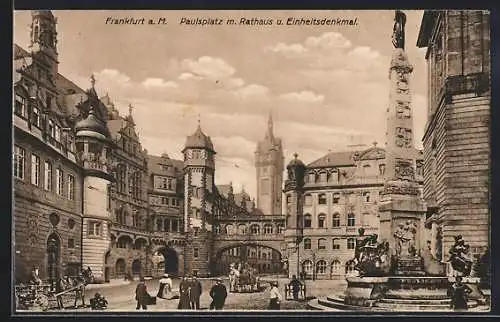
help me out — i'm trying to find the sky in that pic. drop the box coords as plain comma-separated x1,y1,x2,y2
14,10,429,199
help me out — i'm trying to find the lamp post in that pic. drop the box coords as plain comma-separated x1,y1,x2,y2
312,252,316,281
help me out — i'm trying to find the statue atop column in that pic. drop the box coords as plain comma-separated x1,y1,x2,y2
392,10,406,50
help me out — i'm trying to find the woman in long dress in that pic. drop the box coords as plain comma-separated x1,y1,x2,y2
157,274,173,299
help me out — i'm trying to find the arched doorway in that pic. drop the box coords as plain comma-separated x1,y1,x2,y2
115,258,126,278
104,251,111,282
164,247,179,275
132,259,142,277
46,233,61,290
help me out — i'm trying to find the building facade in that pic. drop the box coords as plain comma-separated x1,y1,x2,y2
284,145,424,279
417,10,490,264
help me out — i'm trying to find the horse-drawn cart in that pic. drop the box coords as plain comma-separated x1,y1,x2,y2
228,263,263,293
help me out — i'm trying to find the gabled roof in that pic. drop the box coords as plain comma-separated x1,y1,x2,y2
147,154,183,177
307,151,355,168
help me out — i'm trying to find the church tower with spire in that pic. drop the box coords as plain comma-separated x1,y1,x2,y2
254,112,284,216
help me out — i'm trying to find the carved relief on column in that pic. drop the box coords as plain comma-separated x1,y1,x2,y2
395,127,413,148
394,158,415,181
396,100,412,119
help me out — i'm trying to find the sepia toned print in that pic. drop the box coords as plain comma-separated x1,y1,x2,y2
12,9,490,312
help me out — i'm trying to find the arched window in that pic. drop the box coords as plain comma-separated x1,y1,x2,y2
347,213,356,227
318,213,326,228
164,218,170,232
304,214,312,228
331,260,342,275
332,213,340,227
316,260,327,274
263,224,273,234
238,224,247,235
302,260,313,275
303,238,311,250
318,238,327,250
277,225,285,234
225,224,235,235
250,224,260,234
117,236,132,249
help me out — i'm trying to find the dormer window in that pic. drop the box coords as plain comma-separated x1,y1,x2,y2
14,94,27,118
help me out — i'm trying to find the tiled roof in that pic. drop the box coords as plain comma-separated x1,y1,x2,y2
307,151,355,168
147,154,183,177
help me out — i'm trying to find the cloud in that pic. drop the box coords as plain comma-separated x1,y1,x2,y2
178,72,203,81
95,69,131,86
142,78,179,89
182,56,236,79
233,84,269,99
280,90,325,103
304,32,352,50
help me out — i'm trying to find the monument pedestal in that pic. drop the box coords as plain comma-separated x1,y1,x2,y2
344,277,389,307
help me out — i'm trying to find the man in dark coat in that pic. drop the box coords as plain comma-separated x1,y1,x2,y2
135,277,149,310
209,279,227,310
449,277,473,311
177,276,191,309
288,275,302,300
190,275,202,310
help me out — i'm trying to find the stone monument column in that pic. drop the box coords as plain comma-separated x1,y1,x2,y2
378,10,427,274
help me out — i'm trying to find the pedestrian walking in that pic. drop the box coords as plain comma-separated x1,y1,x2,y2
209,278,227,310
135,277,149,310
288,275,302,300
157,273,173,299
177,275,191,309
448,276,473,311
268,281,282,310
190,275,202,310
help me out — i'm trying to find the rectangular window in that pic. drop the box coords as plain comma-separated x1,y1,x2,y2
194,248,199,258
68,238,75,249
260,178,269,195
347,238,355,249
333,193,340,204
13,145,25,180
48,120,55,138
88,221,102,236
56,168,64,195
31,154,40,186
332,239,340,250
162,197,168,205
44,161,52,190
318,194,327,205
67,174,75,200
14,94,27,118
32,106,41,127
54,125,61,142
304,195,312,206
